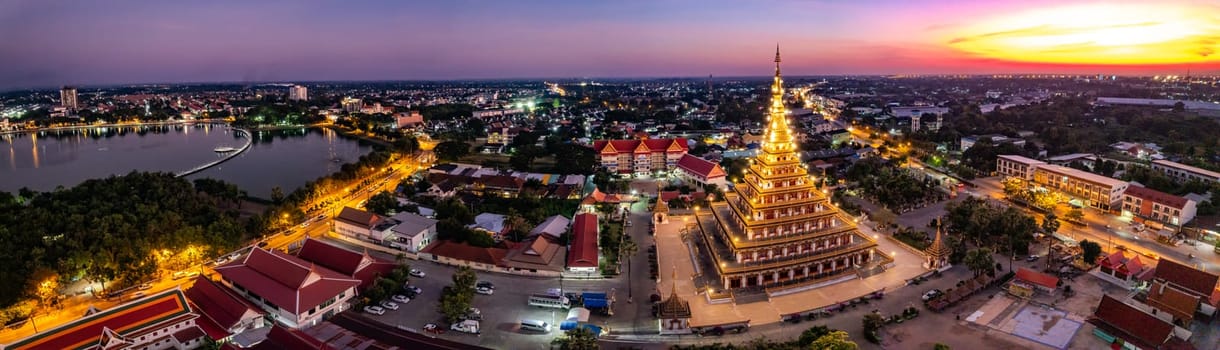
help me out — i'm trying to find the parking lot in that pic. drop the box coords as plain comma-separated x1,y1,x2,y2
351,248,624,350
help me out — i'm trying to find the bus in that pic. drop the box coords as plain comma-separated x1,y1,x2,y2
528,294,570,309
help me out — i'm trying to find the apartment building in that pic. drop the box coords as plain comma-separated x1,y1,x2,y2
996,154,1046,180
1121,185,1197,227
1151,160,1220,184
1032,164,1128,210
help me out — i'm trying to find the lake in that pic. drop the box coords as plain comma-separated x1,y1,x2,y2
0,124,376,198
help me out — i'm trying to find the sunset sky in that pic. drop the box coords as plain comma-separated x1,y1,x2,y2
2,0,1218,89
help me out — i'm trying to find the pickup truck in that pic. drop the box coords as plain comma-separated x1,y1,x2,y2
450,320,480,335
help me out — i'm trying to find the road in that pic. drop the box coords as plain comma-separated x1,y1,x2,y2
0,150,429,344
968,176,1220,273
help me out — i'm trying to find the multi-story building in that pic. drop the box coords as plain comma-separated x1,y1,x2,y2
6,289,208,350
288,85,308,101
996,155,1046,180
1032,164,1128,210
215,248,360,329
1151,159,1220,184
60,86,78,110
700,48,886,294
592,138,689,176
960,134,1024,151
341,97,362,113
1121,185,1197,227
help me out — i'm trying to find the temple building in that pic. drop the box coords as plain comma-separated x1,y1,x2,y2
924,224,951,270
698,47,888,294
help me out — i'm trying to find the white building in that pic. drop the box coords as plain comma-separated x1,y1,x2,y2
387,212,438,253
288,85,308,101
674,154,728,190
1122,185,1198,227
341,97,362,113
1151,160,1220,185
996,155,1046,180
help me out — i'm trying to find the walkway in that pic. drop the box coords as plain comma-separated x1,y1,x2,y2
175,128,252,177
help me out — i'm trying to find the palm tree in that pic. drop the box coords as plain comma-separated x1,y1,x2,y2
964,248,995,277
620,238,639,301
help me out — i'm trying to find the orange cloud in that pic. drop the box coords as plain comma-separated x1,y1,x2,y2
946,3,1220,65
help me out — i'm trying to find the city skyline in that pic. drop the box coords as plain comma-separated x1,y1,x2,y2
2,0,1219,90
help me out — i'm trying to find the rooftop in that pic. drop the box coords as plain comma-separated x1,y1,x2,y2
1035,164,1127,188
1124,185,1192,210
214,248,360,315
6,289,197,350
568,213,599,268
1153,159,1220,180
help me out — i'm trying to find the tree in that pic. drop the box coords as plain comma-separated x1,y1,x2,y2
438,266,477,323
270,186,285,203
1041,213,1060,235
934,344,951,350
365,191,399,216
1080,239,1102,264
1064,209,1084,223
798,325,832,346
964,248,996,277
862,313,885,344
434,141,470,162
809,330,859,350
553,327,598,350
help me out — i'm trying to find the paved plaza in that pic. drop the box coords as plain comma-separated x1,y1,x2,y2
655,212,930,328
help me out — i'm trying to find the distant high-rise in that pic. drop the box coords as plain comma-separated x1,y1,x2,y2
60,86,78,110
341,97,362,113
288,85,308,101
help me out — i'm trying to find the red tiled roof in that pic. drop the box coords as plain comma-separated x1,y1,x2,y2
1147,281,1202,323
423,241,507,266
194,313,231,340
1125,185,1191,210
676,154,726,179
297,238,368,277
1093,295,1175,348
215,248,360,315
1015,267,1059,289
184,277,263,332
251,325,332,350
171,326,207,344
336,207,381,229
1154,259,1219,297
568,213,599,268
660,191,681,202
592,138,689,155
6,289,195,350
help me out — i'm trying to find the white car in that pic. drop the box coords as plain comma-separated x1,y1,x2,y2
921,289,943,302
476,287,494,295
407,286,423,295
363,305,386,315
392,294,411,303
380,301,399,310
409,269,426,278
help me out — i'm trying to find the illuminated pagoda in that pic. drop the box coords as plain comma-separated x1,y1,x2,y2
699,46,889,293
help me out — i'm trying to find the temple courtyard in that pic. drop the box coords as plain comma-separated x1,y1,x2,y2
655,212,931,328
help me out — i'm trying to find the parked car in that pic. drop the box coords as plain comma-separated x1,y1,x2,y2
1026,255,1040,262
921,289,943,302
423,323,445,334
380,301,399,310
257,241,269,248
409,269,426,278
363,305,386,315
392,294,411,303
451,320,480,334
138,283,153,291
476,287,494,295
407,285,423,295
476,281,495,290
464,308,483,321
172,271,199,280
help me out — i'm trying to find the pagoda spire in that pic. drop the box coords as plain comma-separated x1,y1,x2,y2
763,45,794,155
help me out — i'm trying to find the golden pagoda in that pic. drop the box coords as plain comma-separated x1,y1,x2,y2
699,46,889,293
